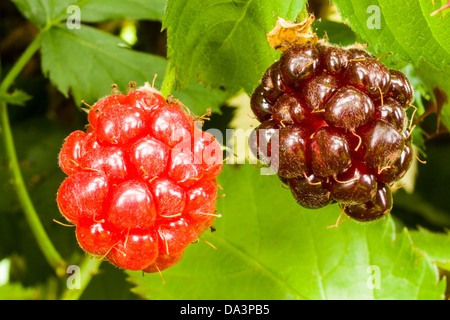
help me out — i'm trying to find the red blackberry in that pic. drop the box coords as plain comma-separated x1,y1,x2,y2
250,19,415,223
57,83,223,272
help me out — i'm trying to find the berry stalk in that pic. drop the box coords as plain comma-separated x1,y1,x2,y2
0,32,68,274
160,61,176,99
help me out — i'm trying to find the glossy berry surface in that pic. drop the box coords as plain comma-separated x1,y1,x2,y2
250,42,415,222
57,84,223,272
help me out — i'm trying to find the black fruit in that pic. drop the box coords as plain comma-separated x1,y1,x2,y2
250,40,415,222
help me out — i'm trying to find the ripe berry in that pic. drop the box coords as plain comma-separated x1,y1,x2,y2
261,61,291,104
76,217,119,256
373,97,407,134
250,85,273,122
250,31,416,222
57,83,223,272
330,161,377,205
343,59,391,98
288,173,331,209
344,183,393,222
279,43,319,87
275,125,310,178
303,74,339,111
58,130,86,175
57,171,108,224
324,86,374,130
357,120,405,172
310,127,352,177
387,69,414,106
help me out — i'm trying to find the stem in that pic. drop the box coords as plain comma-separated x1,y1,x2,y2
0,33,42,94
160,61,176,99
60,256,102,300
1,102,67,273
0,32,67,274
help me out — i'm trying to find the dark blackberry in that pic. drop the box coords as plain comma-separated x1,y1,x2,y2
250,26,417,223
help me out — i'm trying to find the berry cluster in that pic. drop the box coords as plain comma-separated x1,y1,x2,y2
250,42,415,222
57,84,223,272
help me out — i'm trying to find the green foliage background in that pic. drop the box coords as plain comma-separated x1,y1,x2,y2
0,0,449,300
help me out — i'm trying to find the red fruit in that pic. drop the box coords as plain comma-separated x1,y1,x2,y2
129,135,169,180
107,228,159,271
143,252,184,273
150,178,186,219
148,104,194,147
81,132,100,155
319,46,351,75
272,94,296,125
81,145,129,182
128,87,165,114
285,94,311,125
76,217,119,256
96,104,148,146
59,130,86,175
373,97,407,134
56,84,222,272
157,217,198,256
107,180,157,229
250,119,279,162
88,93,127,130
57,171,108,224
185,180,218,224
377,138,413,184
387,69,414,107
193,130,223,179
168,146,204,187
261,61,291,104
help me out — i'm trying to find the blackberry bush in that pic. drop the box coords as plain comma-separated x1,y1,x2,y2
250,19,415,223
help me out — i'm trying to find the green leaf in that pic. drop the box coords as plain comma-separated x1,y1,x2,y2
409,228,450,271
0,90,32,106
332,0,450,127
40,23,229,114
127,165,445,300
313,19,357,47
12,0,75,28
12,0,167,28
332,0,450,69
77,0,168,23
40,24,167,105
0,282,38,300
172,83,229,117
162,0,306,95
